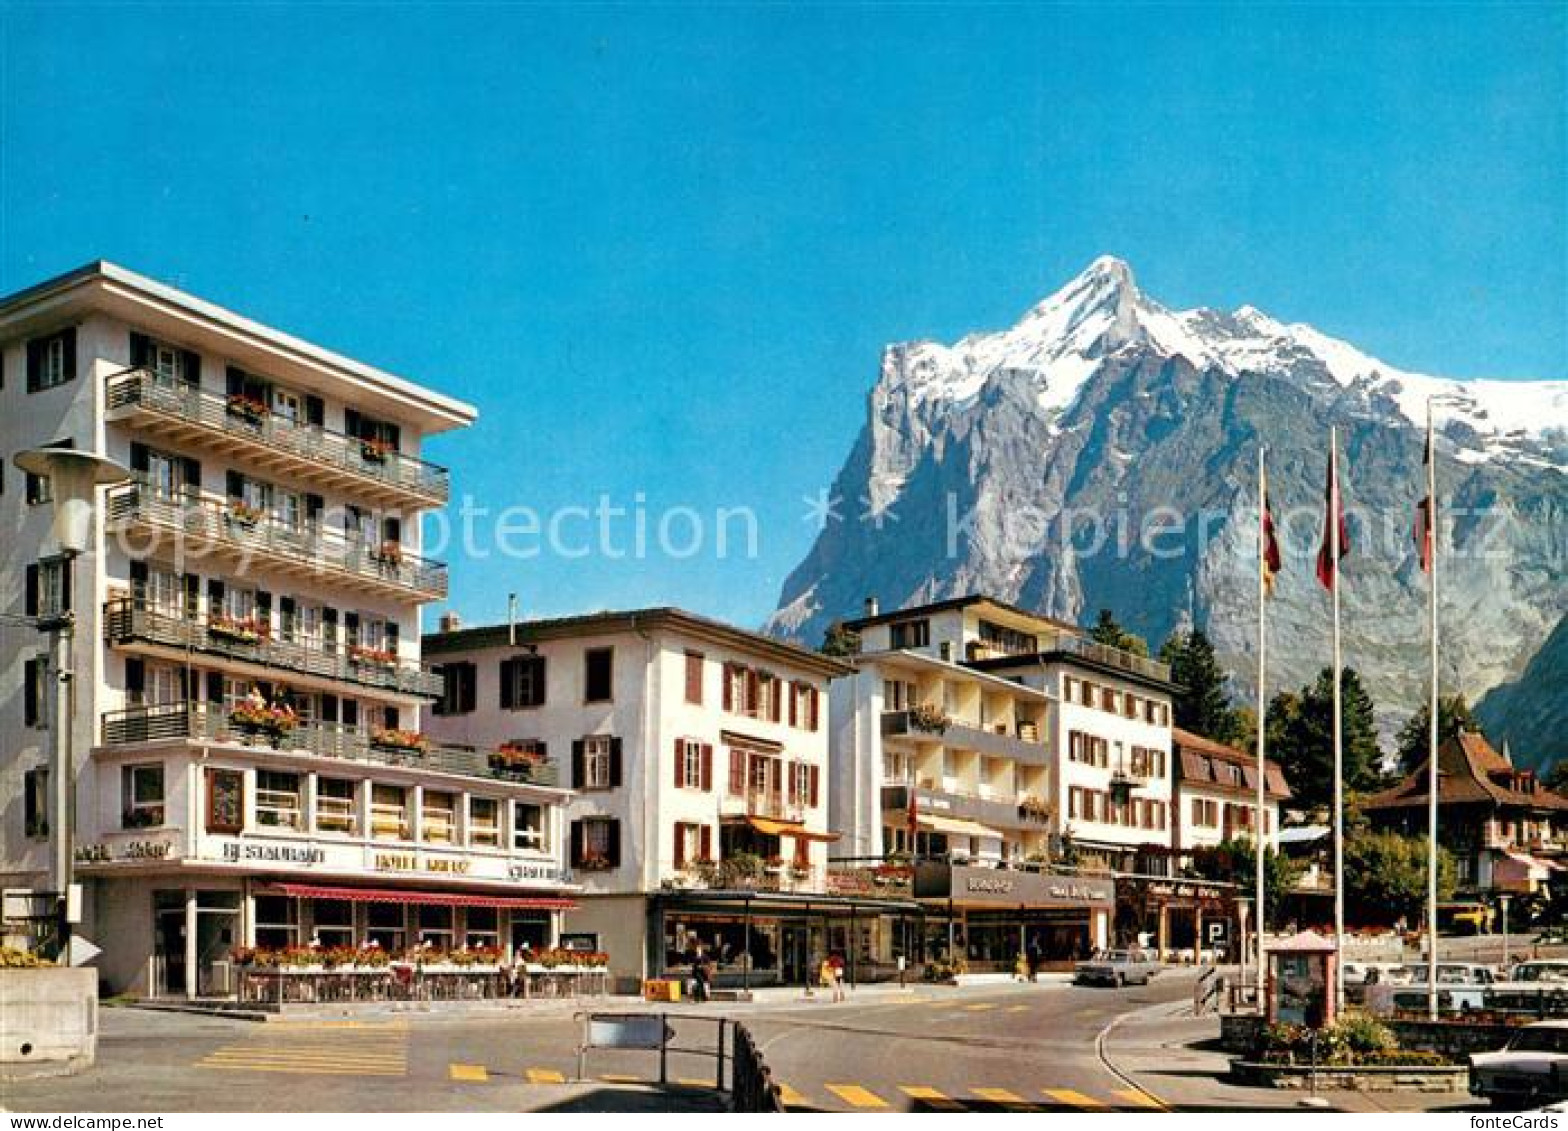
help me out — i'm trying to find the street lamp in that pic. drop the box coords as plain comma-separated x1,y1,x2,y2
12,446,131,960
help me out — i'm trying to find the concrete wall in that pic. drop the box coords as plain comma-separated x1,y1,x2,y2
0,967,98,1079
562,893,649,991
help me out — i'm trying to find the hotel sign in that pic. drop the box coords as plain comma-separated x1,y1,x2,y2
914,863,1113,907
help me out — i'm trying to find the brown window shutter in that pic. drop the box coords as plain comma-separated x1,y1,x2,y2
571,740,585,788
606,821,622,868
810,688,821,731
769,677,781,723
25,564,38,617
699,824,712,862
746,669,759,713
609,737,623,788
673,823,686,869
722,665,733,712
728,748,745,796
700,744,713,792
786,764,798,805
570,820,584,867
788,683,798,728
674,738,685,789
794,835,810,867
809,765,820,808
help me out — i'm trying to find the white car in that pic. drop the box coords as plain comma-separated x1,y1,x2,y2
1470,1021,1568,1107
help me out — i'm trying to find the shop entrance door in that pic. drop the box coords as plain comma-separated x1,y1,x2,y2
154,902,186,997
195,895,240,997
781,924,809,984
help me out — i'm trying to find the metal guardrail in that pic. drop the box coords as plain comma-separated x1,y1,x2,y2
575,1012,782,1110
106,367,449,503
105,478,448,598
1044,632,1172,683
99,699,561,787
104,597,443,698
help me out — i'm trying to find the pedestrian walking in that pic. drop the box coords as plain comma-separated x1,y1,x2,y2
691,947,711,1003
827,952,846,1002
1027,939,1043,983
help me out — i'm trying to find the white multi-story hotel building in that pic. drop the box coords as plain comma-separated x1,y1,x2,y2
1,262,574,998
421,609,875,990
831,595,1181,966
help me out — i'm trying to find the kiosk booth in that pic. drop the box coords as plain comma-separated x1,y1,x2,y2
1265,929,1338,1028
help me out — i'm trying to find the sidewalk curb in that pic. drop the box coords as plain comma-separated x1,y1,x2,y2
1095,1000,1185,1111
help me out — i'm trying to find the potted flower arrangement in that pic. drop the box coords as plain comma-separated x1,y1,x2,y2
348,642,398,668
121,806,163,829
226,393,269,425
210,612,268,645
225,500,267,529
359,436,394,463
1018,795,1052,822
489,741,546,777
229,700,296,745
371,727,429,755
909,702,952,734
372,540,404,568
577,850,613,872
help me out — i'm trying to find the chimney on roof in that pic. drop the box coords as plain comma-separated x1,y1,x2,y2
438,611,462,633
864,596,879,617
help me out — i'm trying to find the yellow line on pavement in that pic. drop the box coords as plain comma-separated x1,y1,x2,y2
204,1051,409,1066
527,1067,567,1084
776,1083,809,1108
599,1073,641,1083
900,1086,963,1110
449,1063,490,1082
1006,1004,1030,1013
1044,1088,1110,1109
1114,1088,1166,1110
973,1087,1033,1108
962,1003,997,1012
265,1021,408,1031
675,1077,715,1088
826,1083,890,1109
195,1061,404,1076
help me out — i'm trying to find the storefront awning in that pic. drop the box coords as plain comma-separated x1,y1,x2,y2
261,882,577,910
917,814,1003,840
743,816,840,842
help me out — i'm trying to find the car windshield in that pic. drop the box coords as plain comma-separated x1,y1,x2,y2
1515,965,1568,984
1510,1028,1568,1054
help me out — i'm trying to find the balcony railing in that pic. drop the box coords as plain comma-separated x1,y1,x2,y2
721,789,805,823
881,711,1049,763
104,598,442,699
105,368,449,505
105,479,447,600
99,700,561,788
1042,633,1172,684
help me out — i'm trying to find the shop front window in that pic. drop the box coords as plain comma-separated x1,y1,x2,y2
464,906,499,951
311,900,354,948
366,902,405,952
254,894,298,948
664,914,779,977
418,904,453,950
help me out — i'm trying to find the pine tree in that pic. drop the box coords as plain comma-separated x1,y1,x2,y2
819,620,861,658
1089,609,1149,657
1159,629,1242,745
1269,667,1385,811
1394,694,1478,776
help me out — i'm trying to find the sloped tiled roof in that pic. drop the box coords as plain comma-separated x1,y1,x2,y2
1172,727,1292,800
1363,731,1568,813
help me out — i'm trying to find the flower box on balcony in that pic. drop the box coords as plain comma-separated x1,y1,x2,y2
348,643,398,668
371,540,404,568
225,501,267,529
577,852,614,872
210,614,268,645
488,744,547,778
909,702,952,734
371,728,429,755
359,438,394,463
1018,795,1052,822
229,701,296,747
226,394,269,425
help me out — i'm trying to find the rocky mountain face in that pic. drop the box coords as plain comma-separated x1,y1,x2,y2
768,258,1568,746
1477,613,1568,773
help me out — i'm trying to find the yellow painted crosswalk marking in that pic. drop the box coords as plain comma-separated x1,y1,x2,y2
776,1082,809,1108
827,1083,890,1108
1045,1088,1109,1109
1006,1005,1030,1013
527,1067,567,1084
196,1023,409,1078
195,1061,405,1076
450,1063,489,1082
600,1073,641,1083
1114,1088,1166,1109
973,1087,1033,1109
963,1003,997,1012
900,1085,963,1110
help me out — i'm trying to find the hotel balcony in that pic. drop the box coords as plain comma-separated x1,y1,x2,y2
881,710,1049,765
103,597,442,701
105,480,447,601
880,783,1048,834
1042,633,1172,684
105,368,450,509
98,700,561,788
720,788,806,824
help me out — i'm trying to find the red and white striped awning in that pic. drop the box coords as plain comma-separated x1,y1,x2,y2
260,881,575,910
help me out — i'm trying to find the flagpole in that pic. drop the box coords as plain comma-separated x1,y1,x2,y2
1331,425,1345,1013
1255,445,1269,1006
1426,399,1440,1020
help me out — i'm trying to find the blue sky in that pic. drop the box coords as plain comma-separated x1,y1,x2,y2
3,3,1562,631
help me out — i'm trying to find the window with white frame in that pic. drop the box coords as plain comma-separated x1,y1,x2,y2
37,558,68,619
513,802,547,852
423,790,457,844
316,777,358,835
583,735,613,790
681,739,703,789
256,770,304,830
883,679,917,712
371,783,410,840
469,797,501,847
145,662,182,706
122,763,165,828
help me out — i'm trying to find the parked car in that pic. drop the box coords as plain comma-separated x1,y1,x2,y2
1509,961,1568,985
1383,964,1496,1014
1074,948,1158,987
1470,1021,1568,1107
1484,961,1568,1017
